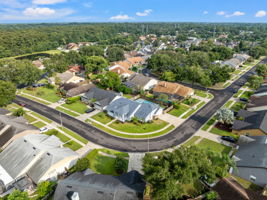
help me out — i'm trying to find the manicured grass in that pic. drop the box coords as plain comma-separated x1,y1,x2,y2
123,94,133,99
233,69,241,75
168,104,190,117
224,100,234,108
32,121,46,128
182,101,206,119
91,112,114,124
210,127,239,139
58,126,88,144
182,136,201,147
61,101,88,114
100,148,129,157
223,82,231,88
207,93,214,99
182,98,200,106
22,87,60,103
240,91,254,100
86,149,128,175
233,90,244,98
195,90,207,98
88,120,175,139
230,102,246,112
56,106,79,117
196,138,232,154
201,118,216,131
233,176,263,192
64,141,82,151
109,119,169,133
23,114,37,123
20,94,50,105
30,112,52,123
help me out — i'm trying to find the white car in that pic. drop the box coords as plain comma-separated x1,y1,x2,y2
40,127,48,133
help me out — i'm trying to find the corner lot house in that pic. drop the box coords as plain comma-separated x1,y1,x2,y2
153,81,194,100
232,110,267,136
53,170,146,200
106,97,163,122
81,87,120,110
124,74,158,91
0,115,39,150
0,134,78,186
233,135,267,187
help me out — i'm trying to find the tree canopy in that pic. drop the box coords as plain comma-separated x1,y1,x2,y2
0,80,16,107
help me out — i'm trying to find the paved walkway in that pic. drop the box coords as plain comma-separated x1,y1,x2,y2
158,113,184,127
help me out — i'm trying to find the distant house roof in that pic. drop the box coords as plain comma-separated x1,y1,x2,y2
234,135,267,169
113,61,132,70
83,87,118,108
153,81,194,98
232,110,267,133
110,65,134,76
125,74,154,89
53,170,146,200
222,58,241,68
126,57,144,65
67,65,83,73
0,115,37,148
57,72,74,83
246,95,267,109
66,84,95,97
61,82,79,91
234,54,250,63
0,134,78,184
66,43,79,50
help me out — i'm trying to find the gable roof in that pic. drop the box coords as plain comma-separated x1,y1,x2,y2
125,74,154,89
235,136,267,169
110,65,134,76
222,58,241,68
53,170,146,200
57,72,74,83
254,85,267,95
83,87,118,108
0,134,77,184
153,81,194,98
113,61,132,69
247,95,267,109
66,84,95,97
127,57,144,65
232,110,267,133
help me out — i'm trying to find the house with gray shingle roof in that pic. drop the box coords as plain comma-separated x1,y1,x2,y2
106,97,163,122
246,95,267,112
0,134,78,187
232,110,267,135
53,170,146,200
233,135,267,186
124,74,158,91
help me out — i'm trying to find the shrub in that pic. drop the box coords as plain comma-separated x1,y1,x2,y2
205,191,219,200
74,157,90,172
45,83,54,89
36,181,56,199
114,156,127,174
66,96,81,104
12,108,25,117
173,102,180,109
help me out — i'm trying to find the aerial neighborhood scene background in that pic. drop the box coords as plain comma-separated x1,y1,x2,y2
0,0,267,199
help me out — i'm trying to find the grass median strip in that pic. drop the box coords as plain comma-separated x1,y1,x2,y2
24,114,37,123
87,120,175,139
182,101,206,119
30,112,52,123
201,118,216,131
32,121,46,128
182,136,201,147
223,100,234,108
56,106,79,117
210,127,239,139
58,126,88,144
20,94,50,105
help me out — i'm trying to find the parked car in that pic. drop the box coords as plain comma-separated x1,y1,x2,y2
85,108,95,113
221,136,236,143
17,102,26,107
40,127,48,133
239,98,248,102
32,83,45,88
230,88,238,94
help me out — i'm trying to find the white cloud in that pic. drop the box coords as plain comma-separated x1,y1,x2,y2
32,0,66,5
23,7,55,16
225,11,245,18
0,0,27,8
83,2,92,8
109,14,134,20
136,9,153,17
203,11,208,15
216,11,225,16
255,10,267,17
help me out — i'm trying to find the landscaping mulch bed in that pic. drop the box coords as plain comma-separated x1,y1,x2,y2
215,122,232,132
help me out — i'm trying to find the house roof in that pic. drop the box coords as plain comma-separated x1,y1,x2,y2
0,134,78,184
67,65,83,73
254,85,267,95
127,57,144,65
66,84,95,97
110,65,134,76
235,136,267,169
222,58,241,68
83,87,118,108
61,82,79,91
153,81,194,98
125,74,154,89
57,72,74,83
232,110,267,133
53,170,146,200
247,95,267,109
0,115,37,148
113,61,132,70
234,54,250,63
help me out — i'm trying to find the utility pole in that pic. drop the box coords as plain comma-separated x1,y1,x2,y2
59,112,63,131
147,135,150,153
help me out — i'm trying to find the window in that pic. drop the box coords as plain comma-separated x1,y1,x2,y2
250,175,256,182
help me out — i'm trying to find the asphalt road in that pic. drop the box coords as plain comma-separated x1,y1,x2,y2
15,58,267,152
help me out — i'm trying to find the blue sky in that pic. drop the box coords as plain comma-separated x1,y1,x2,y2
0,0,266,23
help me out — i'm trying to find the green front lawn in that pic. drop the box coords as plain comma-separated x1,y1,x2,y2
196,138,232,154
91,112,114,124
100,148,129,157
56,106,79,117
61,101,88,114
182,98,200,106
224,100,234,108
233,90,244,98
58,126,88,144
64,141,83,151
201,118,216,131
86,149,128,176
32,121,46,128
182,136,201,147
210,127,239,139
169,104,190,117
231,102,246,112
109,119,169,133
240,91,254,100
20,94,50,105
182,101,206,119
22,87,61,103
195,90,207,98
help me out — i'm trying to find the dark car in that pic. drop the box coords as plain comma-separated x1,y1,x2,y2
230,88,238,94
239,98,248,102
85,108,95,113
221,136,236,143
17,102,26,107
